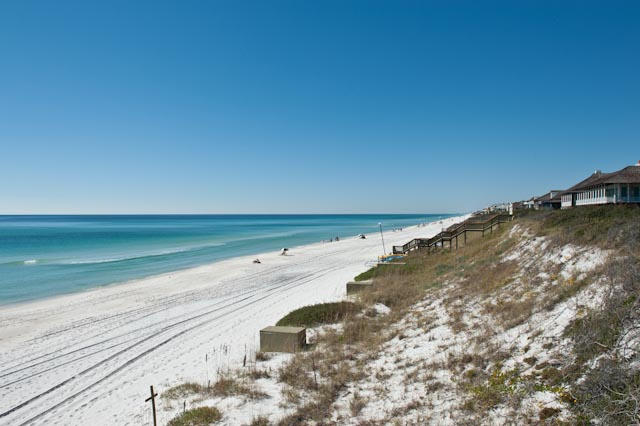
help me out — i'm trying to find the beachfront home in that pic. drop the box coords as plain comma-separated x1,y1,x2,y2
482,202,513,214
523,198,535,209
560,162,640,209
533,191,563,210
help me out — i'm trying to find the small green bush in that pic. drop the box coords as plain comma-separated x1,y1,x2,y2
354,266,380,281
276,302,359,327
162,382,205,400
167,406,222,426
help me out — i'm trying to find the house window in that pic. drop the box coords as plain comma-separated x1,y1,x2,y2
621,185,628,199
606,185,615,197
632,185,640,199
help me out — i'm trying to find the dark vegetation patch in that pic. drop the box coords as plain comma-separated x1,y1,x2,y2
538,407,560,420
247,415,271,426
167,406,222,426
354,265,382,281
276,302,360,327
162,376,267,402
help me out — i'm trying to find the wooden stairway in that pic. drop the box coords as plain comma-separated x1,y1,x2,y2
392,213,513,255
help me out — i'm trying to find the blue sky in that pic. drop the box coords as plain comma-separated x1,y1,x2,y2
1,1,638,214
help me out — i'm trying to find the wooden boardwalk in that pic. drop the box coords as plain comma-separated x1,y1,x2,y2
392,213,513,255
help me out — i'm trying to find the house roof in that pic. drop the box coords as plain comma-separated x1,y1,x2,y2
534,191,563,203
564,164,640,193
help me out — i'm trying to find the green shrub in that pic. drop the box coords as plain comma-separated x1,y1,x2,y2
162,382,205,400
354,266,380,281
276,302,359,327
167,406,222,426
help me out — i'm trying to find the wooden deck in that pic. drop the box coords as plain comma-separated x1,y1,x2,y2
392,213,513,255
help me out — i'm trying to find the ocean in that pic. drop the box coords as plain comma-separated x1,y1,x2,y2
0,214,455,305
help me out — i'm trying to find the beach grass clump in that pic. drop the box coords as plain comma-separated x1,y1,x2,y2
459,365,529,415
276,301,360,327
247,415,271,426
519,204,640,248
167,406,222,425
162,375,267,401
353,265,389,281
255,351,271,362
162,382,205,400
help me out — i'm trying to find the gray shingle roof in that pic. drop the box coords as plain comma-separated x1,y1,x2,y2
565,165,640,192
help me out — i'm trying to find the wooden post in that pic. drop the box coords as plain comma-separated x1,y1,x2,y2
146,385,158,426
464,231,467,245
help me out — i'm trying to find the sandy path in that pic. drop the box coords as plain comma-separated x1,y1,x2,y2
0,215,465,425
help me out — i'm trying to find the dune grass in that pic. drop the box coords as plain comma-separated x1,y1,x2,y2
167,406,222,426
275,206,640,424
276,301,360,327
353,266,379,281
518,204,640,248
162,375,267,402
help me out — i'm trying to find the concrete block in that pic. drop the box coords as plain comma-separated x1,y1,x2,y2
346,279,373,295
260,326,306,353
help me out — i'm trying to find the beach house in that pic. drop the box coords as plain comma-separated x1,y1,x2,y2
560,162,640,208
533,191,563,210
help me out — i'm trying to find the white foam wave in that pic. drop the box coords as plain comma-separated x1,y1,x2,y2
56,242,227,265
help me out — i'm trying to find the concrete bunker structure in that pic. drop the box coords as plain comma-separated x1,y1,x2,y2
260,326,306,353
346,279,373,295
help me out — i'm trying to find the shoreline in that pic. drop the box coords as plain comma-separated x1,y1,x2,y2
0,216,455,311
0,215,459,309
0,214,468,425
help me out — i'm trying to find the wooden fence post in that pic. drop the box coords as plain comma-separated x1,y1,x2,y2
146,385,158,426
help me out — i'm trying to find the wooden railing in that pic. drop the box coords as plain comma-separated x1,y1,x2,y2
392,213,513,255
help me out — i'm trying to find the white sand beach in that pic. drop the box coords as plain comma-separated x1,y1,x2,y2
0,215,466,426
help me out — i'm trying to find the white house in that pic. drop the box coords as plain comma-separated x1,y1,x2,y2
560,161,640,209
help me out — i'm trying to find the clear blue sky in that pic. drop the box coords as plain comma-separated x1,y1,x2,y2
1,1,638,214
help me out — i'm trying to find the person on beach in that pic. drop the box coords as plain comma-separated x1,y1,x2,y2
253,258,261,264
281,248,288,255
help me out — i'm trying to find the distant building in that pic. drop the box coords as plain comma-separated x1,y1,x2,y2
523,198,535,209
560,161,640,208
533,190,563,210
480,202,515,216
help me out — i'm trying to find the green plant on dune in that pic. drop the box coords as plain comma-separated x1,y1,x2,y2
167,406,222,426
276,301,360,327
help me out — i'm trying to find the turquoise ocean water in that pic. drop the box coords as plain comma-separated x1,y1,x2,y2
0,214,455,305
